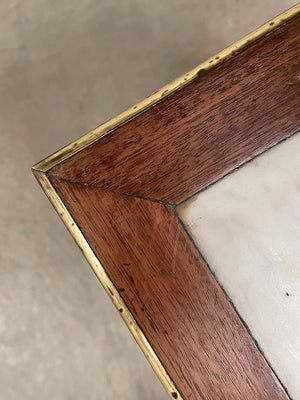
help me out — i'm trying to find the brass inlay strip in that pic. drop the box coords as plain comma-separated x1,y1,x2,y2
32,5,300,399
33,169,183,400
32,4,300,174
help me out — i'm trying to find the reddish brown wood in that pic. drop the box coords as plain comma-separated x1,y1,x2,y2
37,16,300,400
50,176,289,400
48,18,300,204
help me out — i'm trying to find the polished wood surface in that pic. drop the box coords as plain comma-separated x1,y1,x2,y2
49,18,300,204
50,177,289,400
37,15,300,400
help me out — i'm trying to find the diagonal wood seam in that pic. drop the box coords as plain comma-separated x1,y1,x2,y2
44,16,300,204
33,169,184,400
48,173,292,400
47,173,176,207
31,7,300,398
47,127,300,210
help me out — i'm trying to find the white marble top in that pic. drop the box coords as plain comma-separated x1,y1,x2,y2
177,132,300,400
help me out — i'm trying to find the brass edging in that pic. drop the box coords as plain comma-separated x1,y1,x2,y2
32,169,183,400
32,5,300,399
32,4,300,174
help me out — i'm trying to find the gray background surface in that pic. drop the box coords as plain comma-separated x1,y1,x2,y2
0,1,296,399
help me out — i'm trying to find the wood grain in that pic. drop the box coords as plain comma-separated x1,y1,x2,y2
48,17,300,204
35,15,300,400
50,176,290,400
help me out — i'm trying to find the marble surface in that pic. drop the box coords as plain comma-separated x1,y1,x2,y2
178,132,300,400
1,1,297,399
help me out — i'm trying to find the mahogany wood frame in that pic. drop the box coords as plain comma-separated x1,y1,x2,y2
33,6,300,400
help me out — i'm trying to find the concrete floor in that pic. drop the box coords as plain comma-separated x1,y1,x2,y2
0,1,296,399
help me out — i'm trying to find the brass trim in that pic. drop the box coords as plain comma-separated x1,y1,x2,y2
33,169,183,400
32,4,300,174
32,5,300,399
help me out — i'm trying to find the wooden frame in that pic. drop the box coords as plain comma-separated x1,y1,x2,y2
32,5,300,400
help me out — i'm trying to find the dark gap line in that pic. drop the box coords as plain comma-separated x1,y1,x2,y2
173,208,292,400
